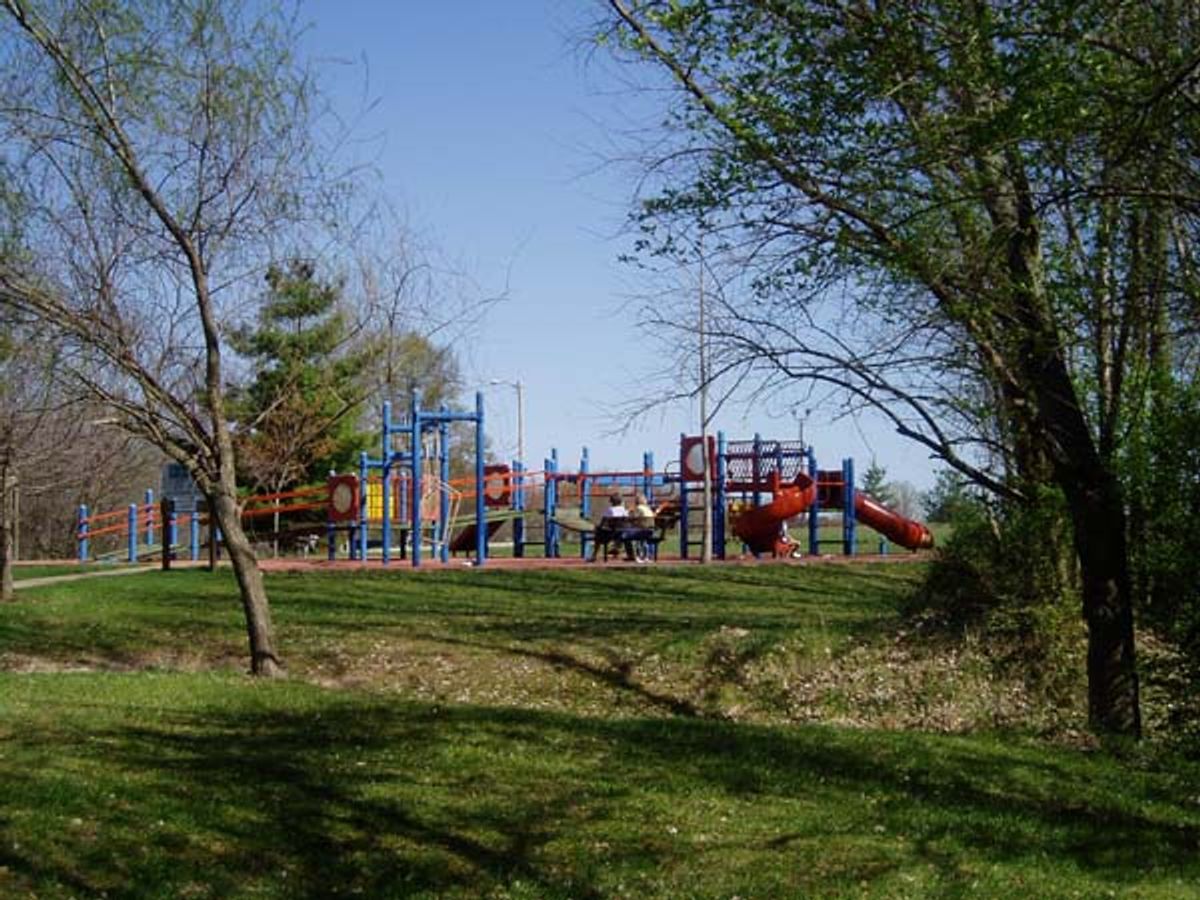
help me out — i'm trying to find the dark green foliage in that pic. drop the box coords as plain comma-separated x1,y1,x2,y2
860,460,892,506
923,469,980,523
1125,379,1200,743
228,260,371,490
917,488,1083,712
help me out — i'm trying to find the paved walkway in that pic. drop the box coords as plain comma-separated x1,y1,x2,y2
13,566,158,590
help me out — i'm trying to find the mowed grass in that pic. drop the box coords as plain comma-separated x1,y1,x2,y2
2,564,1199,898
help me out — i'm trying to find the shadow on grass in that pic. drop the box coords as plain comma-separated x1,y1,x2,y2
3,687,1199,897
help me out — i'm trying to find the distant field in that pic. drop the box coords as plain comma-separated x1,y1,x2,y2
2,564,1195,898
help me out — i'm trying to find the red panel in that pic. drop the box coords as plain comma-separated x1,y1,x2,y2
327,475,359,522
680,435,717,482
484,464,511,508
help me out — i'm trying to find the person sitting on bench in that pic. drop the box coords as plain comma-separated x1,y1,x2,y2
601,492,637,560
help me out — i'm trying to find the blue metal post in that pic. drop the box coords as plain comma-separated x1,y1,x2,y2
843,457,857,556
545,452,558,558
411,393,423,567
678,433,689,559
716,431,728,558
643,451,654,500
144,488,155,547
440,411,451,564
357,451,369,561
752,433,763,510
579,447,590,559
808,447,820,556
381,401,393,566
78,504,89,562
127,504,138,563
513,460,525,558
190,512,200,561
474,391,486,565
166,502,178,557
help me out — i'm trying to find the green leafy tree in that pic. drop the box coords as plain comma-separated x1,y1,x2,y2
230,261,370,494
602,0,1200,735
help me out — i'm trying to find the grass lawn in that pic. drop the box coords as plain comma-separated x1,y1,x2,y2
2,564,1198,898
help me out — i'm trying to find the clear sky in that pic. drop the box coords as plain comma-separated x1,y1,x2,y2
304,1,941,492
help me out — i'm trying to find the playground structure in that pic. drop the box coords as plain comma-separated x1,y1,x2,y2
76,396,933,566
677,434,933,559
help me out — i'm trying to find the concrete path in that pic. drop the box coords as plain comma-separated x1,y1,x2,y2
13,566,158,590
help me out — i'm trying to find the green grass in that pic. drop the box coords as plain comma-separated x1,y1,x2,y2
2,565,1198,898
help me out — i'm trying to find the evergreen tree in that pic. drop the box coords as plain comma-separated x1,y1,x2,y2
229,261,370,493
860,460,893,506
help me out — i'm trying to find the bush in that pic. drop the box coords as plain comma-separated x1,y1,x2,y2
912,488,1085,722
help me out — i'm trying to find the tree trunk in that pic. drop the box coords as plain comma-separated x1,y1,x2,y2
211,484,283,677
1,505,13,603
1025,325,1142,736
1,470,13,602
1066,473,1141,736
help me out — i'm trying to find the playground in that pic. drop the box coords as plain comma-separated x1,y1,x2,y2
74,392,935,572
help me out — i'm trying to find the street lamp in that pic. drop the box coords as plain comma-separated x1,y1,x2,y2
488,378,525,463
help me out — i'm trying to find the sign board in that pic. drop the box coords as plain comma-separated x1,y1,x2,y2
160,462,202,513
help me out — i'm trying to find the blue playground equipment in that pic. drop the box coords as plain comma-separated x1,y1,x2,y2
353,390,487,567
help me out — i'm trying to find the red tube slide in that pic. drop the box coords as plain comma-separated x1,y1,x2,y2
854,493,934,550
731,474,817,554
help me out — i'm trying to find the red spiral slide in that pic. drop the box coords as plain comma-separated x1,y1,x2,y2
731,474,817,555
731,475,934,553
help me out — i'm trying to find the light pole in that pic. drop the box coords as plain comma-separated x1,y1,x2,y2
488,378,525,463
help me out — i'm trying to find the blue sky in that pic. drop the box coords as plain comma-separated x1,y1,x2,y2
304,1,940,491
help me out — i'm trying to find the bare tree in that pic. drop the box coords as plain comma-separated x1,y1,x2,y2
0,0,341,674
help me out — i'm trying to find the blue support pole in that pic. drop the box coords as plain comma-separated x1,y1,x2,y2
642,451,654,500
144,488,155,547
579,447,590,560
357,451,369,561
752,433,763,510
411,394,423,568
190,512,200,561
127,504,138,563
381,401,393,566
78,504,89,562
843,457,857,556
166,502,178,557
439,411,451,564
545,451,558,558
678,433,689,559
808,447,820,556
716,431,728,558
513,460,525,558
474,391,486,566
